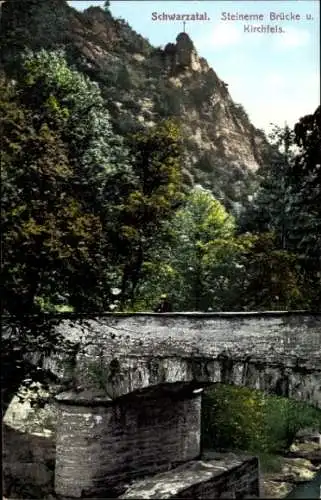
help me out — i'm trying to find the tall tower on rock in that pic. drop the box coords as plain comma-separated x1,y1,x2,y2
175,32,195,68
162,32,204,74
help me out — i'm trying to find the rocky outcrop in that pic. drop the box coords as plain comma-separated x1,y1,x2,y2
263,479,293,498
263,457,321,498
0,0,278,210
263,439,321,498
265,457,320,484
295,427,321,446
288,436,321,464
3,384,58,499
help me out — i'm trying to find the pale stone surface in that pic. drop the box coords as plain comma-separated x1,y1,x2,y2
262,451,321,498
4,384,57,437
263,480,293,498
274,457,319,482
47,312,321,407
288,441,321,463
119,453,260,499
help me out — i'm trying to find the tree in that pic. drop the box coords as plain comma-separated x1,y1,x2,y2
240,124,296,249
1,74,103,409
1,75,97,315
239,115,321,309
163,187,236,311
291,106,321,308
202,384,267,453
202,384,321,460
1,50,134,409
7,49,133,311
239,233,304,310
114,120,184,308
201,234,253,311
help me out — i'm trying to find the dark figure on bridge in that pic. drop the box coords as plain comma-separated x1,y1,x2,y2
154,294,172,313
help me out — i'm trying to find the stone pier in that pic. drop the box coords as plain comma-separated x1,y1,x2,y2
55,386,202,497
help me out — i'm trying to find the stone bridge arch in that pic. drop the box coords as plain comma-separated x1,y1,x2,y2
51,312,321,497
51,312,321,406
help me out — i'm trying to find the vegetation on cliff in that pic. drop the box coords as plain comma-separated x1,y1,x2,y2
0,0,275,211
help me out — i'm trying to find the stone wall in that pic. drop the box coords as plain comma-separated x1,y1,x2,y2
48,312,321,408
120,453,260,499
55,391,202,497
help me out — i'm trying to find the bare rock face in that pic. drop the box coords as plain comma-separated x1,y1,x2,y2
263,480,293,498
289,440,321,464
3,382,58,498
0,0,277,210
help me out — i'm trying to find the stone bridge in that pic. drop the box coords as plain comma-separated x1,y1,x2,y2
50,312,321,498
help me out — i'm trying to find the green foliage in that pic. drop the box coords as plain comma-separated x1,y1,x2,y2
129,187,305,312
264,397,321,452
240,116,321,309
201,234,253,311
291,107,321,308
168,188,236,310
1,50,138,406
239,233,305,310
3,51,186,317
202,384,267,453
1,77,98,314
2,50,135,315
128,186,240,311
202,384,321,460
115,119,184,307
18,50,131,188
240,125,295,245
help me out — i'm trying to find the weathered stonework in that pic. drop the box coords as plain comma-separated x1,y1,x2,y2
47,312,320,498
49,312,321,408
119,452,260,499
54,391,202,497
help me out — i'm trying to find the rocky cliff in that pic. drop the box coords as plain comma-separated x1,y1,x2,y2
0,0,276,210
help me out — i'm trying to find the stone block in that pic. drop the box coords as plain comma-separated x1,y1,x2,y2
119,453,260,499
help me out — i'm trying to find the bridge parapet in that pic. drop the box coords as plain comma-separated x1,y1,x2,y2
50,312,321,407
